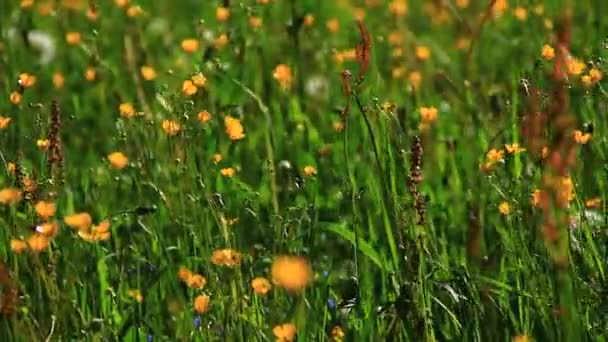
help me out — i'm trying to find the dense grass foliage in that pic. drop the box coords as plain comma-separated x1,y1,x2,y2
1,1,608,341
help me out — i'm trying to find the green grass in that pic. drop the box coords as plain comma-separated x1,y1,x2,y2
1,0,607,341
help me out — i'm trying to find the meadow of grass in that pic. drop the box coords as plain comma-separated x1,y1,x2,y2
1,0,608,341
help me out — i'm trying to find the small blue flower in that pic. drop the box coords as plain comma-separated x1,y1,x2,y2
147,333,153,342
193,316,201,329
327,298,336,310
322,271,329,278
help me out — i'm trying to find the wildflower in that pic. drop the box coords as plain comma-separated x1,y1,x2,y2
36,139,50,150
27,234,50,252
303,14,315,27
567,57,586,76
415,46,431,60
119,102,136,118
108,152,129,169
581,75,593,88
19,73,37,88
491,0,508,16
86,7,99,20
35,201,57,220
271,255,312,291
513,7,527,21
178,266,193,283
573,130,591,144
182,80,198,96
273,323,297,342
194,294,210,314
214,34,229,49
303,166,317,177
541,146,550,159
408,71,422,90
249,16,263,29
66,32,81,45
78,220,111,241
220,168,235,177
85,67,96,81
505,143,526,154
53,72,65,88
36,222,59,237
128,289,143,303
0,188,23,205
115,0,129,7
181,39,199,53
7,162,16,174
22,176,36,193
216,7,230,21
11,239,28,254
585,197,601,208
161,120,181,136
419,107,438,122
224,116,245,140
10,91,22,105
512,335,531,342
140,66,157,81
64,212,93,230
589,68,602,83
456,37,471,50
333,120,345,133
540,45,555,61
544,19,553,30
326,19,340,33
126,5,142,17
389,0,407,16
498,201,511,215
213,153,223,164
486,149,505,163
21,0,34,8
210,248,242,267
273,64,293,90
191,73,207,88
251,277,272,295
331,326,345,341
456,0,469,8
197,110,211,123
0,116,11,130
533,5,544,15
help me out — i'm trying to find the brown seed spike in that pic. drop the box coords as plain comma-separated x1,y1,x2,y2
355,20,371,81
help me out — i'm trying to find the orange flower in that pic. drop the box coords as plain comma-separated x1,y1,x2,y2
415,46,431,61
331,326,345,341
191,73,207,88
249,16,263,29
0,188,23,205
220,167,235,177
271,255,312,291
419,107,438,122
589,68,602,83
11,239,28,254
216,7,230,21
408,71,422,90
194,294,210,314
36,222,59,237
181,39,199,53
19,73,37,88
486,149,505,163
78,220,111,242
388,0,408,16
214,34,229,49
128,289,143,303
197,110,211,123
162,119,181,136
210,248,242,267
119,102,136,118
573,130,591,144
303,14,315,27
187,273,207,289
505,143,526,154
178,266,192,282
64,212,93,230
213,153,223,164
251,277,272,295
66,32,81,45
126,5,142,17
37,139,50,150
115,0,130,7
567,57,586,76
27,234,50,252
10,91,22,105
326,19,340,33
182,80,198,96
108,152,129,169
224,116,245,140
35,201,57,220
273,64,293,90
85,67,96,81
541,45,554,60
140,66,157,81
53,72,65,89
498,201,511,215
0,116,11,130
303,166,317,177
513,7,527,21
585,197,601,208
273,323,297,342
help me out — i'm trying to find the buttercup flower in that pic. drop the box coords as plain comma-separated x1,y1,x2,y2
181,39,199,53
35,201,57,220
64,212,93,230
251,277,272,295
271,255,312,291
273,323,297,342
273,64,293,90
140,66,157,81
0,188,23,205
194,294,210,314
225,116,245,140
162,119,181,136
0,116,11,130
119,102,136,118
210,248,242,267
108,152,129,169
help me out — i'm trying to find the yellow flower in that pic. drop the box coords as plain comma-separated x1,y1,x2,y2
214,34,229,49
35,201,57,220
415,46,431,61
271,255,312,291
197,110,211,123
273,64,293,90
249,16,263,29
210,248,242,267
186,274,207,289
273,323,297,342
486,149,505,163
540,45,554,61
504,143,526,154
108,152,129,169
7,162,16,174
119,102,136,118
53,72,65,89
585,197,601,208
224,116,245,140
182,80,198,96
419,107,438,122
213,153,223,164
191,73,207,88
27,234,50,252
85,67,96,81
303,166,317,177
193,294,210,314
0,116,11,130
64,212,93,230
491,0,508,16
162,119,181,136
126,5,142,17
513,7,527,21
21,0,34,9
11,239,28,254
10,91,22,105
128,289,143,303
78,220,111,241
220,167,236,177
331,326,345,341
498,201,511,215
140,66,157,81
181,39,199,53
512,335,531,342
66,32,81,45
37,139,50,150
389,0,408,16
216,7,230,21
251,277,272,295
22,176,36,193
326,19,340,33
303,14,315,27
456,0,469,8
0,188,23,205
567,57,586,76
582,75,593,88
19,73,37,88
573,130,591,144
408,71,422,90
589,68,602,83
115,0,130,7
